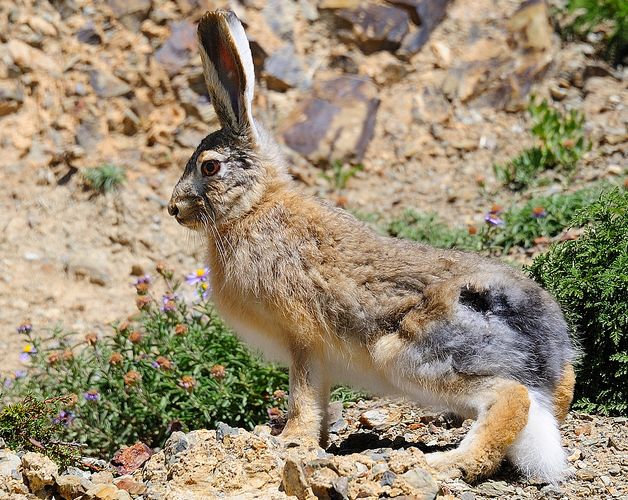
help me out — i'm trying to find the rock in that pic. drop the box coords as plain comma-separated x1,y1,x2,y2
399,468,438,497
77,23,102,45
175,128,205,149
113,476,147,495
389,0,451,58
262,0,299,41
6,39,60,76
21,452,58,494
507,0,553,52
359,409,389,429
111,442,153,475
89,69,132,98
336,4,410,54
0,81,24,116
216,422,241,442
106,0,151,31
281,76,380,165
0,450,21,481
56,474,94,500
65,256,112,287
282,456,312,499
85,483,131,500
155,21,197,76
264,45,311,92
0,439,5,449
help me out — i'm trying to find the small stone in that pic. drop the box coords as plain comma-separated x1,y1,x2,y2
216,422,241,441
0,450,21,480
307,466,339,498
7,39,60,76
0,81,24,116
263,45,310,92
359,409,393,429
21,452,58,494
550,84,568,101
155,21,197,76
113,476,147,495
282,456,311,499
476,480,515,497
576,468,597,481
460,493,475,500
77,23,102,45
85,483,131,500
400,468,438,496
379,470,396,487
111,442,154,475
106,0,151,31
336,4,409,54
57,474,94,500
89,70,132,98
600,475,612,486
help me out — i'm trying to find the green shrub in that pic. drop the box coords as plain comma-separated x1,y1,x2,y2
387,183,614,255
82,164,126,193
3,265,289,457
0,396,81,468
482,184,607,254
494,98,587,191
529,189,628,415
563,0,627,64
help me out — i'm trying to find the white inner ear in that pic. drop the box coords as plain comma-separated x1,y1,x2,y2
225,14,257,138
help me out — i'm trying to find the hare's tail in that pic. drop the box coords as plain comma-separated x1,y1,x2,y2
506,390,568,484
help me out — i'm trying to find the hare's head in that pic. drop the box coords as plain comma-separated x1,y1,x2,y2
169,10,280,230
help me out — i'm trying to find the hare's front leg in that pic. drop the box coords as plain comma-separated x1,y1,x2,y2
281,347,328,448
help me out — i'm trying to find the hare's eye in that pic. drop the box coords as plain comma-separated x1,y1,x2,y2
200,160,221,177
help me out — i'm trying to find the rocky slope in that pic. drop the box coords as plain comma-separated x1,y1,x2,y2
1,0,626,374
1,399,627,499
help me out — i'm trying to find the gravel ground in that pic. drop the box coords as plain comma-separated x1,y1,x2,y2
329,399,628,499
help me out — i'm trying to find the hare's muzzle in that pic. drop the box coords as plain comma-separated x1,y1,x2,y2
167,202,179,217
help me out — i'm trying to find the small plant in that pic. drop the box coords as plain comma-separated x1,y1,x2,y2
3,265,289,457
388,210,478,251
321,160,364,191
0,395,81,468
529,188,628,415
387,182,621,256
494,98,587,191
563,0,627,64
82,164,126,193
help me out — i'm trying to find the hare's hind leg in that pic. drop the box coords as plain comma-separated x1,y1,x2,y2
426,379,530,482
553,363,575,422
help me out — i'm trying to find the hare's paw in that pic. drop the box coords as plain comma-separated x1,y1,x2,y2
278,429,320,450
425,451,465,480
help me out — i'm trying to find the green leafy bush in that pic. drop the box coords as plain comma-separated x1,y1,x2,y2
529,189,628,415
494,98,587,191
3,265,289,457
0,396,80,468
82,164,126,193
563,0,627,64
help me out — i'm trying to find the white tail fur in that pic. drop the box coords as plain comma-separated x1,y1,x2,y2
507,390,568,483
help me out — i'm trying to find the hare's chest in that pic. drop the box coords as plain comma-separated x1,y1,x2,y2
211,288,291,364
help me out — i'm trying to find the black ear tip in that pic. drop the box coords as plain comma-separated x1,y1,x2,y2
197,9,239,33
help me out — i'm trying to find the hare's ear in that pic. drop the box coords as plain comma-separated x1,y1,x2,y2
197,10,257,140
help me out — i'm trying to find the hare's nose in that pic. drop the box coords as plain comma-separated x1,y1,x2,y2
168,202,179,217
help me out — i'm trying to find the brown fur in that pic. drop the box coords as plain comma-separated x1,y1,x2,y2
554,363,575,422
426,381,531,481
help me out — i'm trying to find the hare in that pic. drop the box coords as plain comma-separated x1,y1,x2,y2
168,10,576,483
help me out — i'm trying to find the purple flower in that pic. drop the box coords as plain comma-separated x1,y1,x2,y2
161,293,177,312
17,322,32,334
14,370,27,379
151,360,160,369
53,410,75,427
484,204,505,226
84,390,100,401
484,213,505,226
19,353,31,363
186,268,210,286
133,275,151,286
